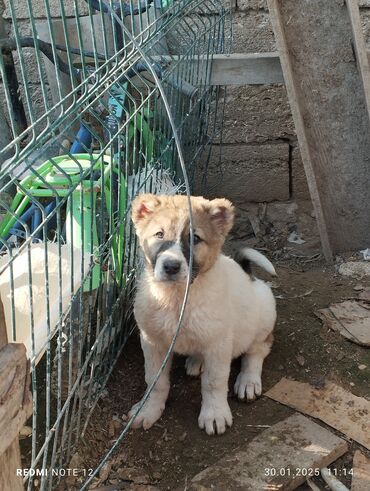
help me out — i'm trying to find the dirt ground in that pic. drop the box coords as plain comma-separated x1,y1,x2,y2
62,246,370,491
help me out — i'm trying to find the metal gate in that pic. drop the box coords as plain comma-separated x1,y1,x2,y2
0,0,229,488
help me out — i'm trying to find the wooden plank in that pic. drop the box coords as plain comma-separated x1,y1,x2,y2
190,414,348,491
267,0,370,260
266,378,370,450
351,451,370,491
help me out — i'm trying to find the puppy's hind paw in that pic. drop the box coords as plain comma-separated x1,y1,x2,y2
198,403,233,436
128,400,164,430
185,356,203,377
234,372,262,401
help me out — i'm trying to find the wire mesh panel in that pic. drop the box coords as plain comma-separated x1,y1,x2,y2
0,0,229,489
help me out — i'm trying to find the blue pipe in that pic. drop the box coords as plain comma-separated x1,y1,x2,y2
70,123,93,154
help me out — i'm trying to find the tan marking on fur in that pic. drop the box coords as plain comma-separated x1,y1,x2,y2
132,194,235,276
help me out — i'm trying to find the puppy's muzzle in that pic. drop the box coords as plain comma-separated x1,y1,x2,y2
163,259,181,276
153,244,188,282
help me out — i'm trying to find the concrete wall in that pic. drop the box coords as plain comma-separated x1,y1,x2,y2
209,0,370,207
2,0,370,250
199,0,370,251
205,1,307,206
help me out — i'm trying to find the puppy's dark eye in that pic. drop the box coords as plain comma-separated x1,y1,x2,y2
190,233,202,245
154,231,164,239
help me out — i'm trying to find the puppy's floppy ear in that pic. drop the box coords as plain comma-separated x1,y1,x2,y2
208,198,235,236
131,193,161,225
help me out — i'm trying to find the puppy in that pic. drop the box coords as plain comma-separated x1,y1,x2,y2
129,194,277,435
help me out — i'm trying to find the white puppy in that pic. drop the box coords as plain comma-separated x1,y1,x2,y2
129,194,277,435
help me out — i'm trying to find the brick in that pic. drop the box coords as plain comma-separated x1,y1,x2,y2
13,47,47,85
10,22,44,85
204,143,290,204
232,11,276,52
220,86,295,144
11,15,114,90
3,0,89,19
14,83,52,132
27,84,51,122
291,145,310,200
237,0,268,11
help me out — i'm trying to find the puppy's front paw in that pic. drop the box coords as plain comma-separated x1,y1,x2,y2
198,402,232,435
128,399,164,430
234,372,262,401
185,356,203,377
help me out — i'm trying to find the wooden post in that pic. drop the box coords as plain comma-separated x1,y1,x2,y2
267,0,370,260
0,297,32,491
346,0,370,123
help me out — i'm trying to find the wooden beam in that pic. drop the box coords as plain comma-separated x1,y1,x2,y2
208,51,370,86
0,343,32,456
137,53,284,86
267,0,370,259
0,297,32,491
209,53,284,85
347,2,370,124
57,48,370,87
152,51,370,86
0,442,24,491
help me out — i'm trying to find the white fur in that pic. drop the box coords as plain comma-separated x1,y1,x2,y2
129,253,276,435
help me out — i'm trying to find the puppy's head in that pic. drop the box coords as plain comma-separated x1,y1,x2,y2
132,194,234,283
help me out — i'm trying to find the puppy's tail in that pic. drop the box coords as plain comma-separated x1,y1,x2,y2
235,247,277,277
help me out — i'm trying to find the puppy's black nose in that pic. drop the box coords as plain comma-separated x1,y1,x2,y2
163,259,181,275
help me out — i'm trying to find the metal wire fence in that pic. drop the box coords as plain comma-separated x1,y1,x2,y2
0,0,229,489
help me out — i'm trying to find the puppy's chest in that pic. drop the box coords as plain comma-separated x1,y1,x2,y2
147,302,212,352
